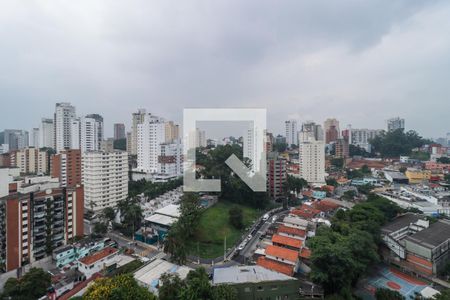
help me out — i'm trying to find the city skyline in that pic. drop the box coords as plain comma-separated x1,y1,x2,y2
1,1,450,138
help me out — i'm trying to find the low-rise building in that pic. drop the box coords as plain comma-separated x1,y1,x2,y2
405,169,432,184
77,247,118,279
213,265,300,300
381,213,450,277
134,258,192,296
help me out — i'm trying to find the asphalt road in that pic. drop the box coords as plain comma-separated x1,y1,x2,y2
233,209,288,264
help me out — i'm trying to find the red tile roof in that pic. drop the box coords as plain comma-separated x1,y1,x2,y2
300,247,311,259
312,199,341,212
257,257,294,276
272,234,303,249
265,245,299,262
78,247,118,266
277,225,306,238
290,204,320,219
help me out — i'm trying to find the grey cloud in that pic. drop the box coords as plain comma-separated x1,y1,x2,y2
0,0,449,138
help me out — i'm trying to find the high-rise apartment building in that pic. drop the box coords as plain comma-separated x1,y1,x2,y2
137,114,166,173
126,132,132,153
335,138,349,159
85,114,104,150
188,128,207,149
285,120,298,147
81,116,103,152
40,118,54,149
100,138,115,152
300,122,324,142
82,151,128,212
267,153,287,199
0,182,84,272
324,118,340,135
3,129,29,151
325,125,339,144
70,118,81,150
387,117,405,132
347,125,382,152
114,123,126,140
51,149,82,188
165,121,180,143
54,102,76,152
158,139,183,177
131,109,147,155
10,147,49,175
265,132,274,153
30,128,40,148
299,125,325,186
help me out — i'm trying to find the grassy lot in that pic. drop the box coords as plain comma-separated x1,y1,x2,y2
188,201,262,259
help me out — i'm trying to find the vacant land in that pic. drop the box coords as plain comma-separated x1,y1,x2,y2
188,201,261,259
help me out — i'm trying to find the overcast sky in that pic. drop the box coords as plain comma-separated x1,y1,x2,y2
1,0,449,138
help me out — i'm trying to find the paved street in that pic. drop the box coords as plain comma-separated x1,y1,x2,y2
233,209,288,264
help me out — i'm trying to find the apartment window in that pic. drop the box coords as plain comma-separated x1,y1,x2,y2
257,286,264,292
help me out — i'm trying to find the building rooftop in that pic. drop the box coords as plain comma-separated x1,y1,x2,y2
134,259,192,294
381,213,422,235
154,204,181,218
283,216,309,228
299,248,312,259
213,264,296,284
265,245,299,262
290,204,320,219
78,247,118,266
405,219,450,249
145,213,178,226
277,225,306,238
272,234,303,249
256,257,295,276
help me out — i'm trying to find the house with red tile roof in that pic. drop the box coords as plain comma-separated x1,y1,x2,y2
277,224,306,240
299,247,312,259
257,256,295,276
272,234,303,251
265,245,299,267
77,247,118,279
290,204,320,219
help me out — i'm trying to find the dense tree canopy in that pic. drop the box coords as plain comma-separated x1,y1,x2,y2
164,193,201,265
375,288,404,300
128,177,182,199
159,267,237,300
196,144,269,208
116,197,144,237
83,274,157,300
308,194,401,296
229,206,244,229
2,268,51,300
370,129,432,157
437,157,450,164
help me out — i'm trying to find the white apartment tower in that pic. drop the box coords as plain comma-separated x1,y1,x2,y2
158,139,183,176
131,109,147,155
299,125,326,186
54,102,76,152
285,120,298,147
82,151,128,212
188,128,207,149
40,118,54,149
81,116,103,153
137,114,166,173
70,118,81,150
30,128,40,148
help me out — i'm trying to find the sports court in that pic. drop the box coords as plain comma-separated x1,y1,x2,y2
358,267,428,299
